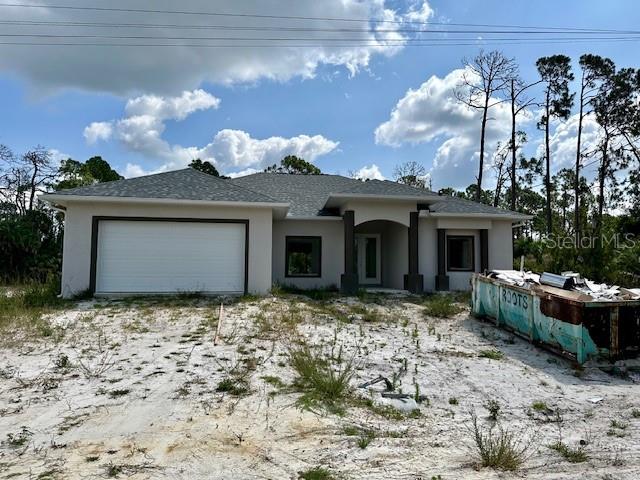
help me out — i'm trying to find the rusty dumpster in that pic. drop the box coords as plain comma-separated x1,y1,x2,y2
471,274,640,364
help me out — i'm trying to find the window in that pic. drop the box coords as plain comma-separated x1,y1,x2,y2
285,236,321,277
447,236,474,272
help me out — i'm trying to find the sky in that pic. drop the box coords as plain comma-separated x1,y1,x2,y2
1,0,639,190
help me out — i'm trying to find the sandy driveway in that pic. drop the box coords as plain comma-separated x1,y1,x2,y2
1,293,638,479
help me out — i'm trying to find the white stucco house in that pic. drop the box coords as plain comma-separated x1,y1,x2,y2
40,168,531,298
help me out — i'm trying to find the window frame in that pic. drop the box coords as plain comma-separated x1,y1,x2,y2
285,235,322,278
446,235,475,272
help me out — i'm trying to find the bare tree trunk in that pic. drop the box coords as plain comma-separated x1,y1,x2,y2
493,165,503,208
510,80,517,211
28,163,38,211
544,90,553,235
597,142,609,238
477,95,489,202
575,76,585,242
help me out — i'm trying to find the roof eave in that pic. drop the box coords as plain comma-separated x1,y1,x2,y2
39,194,290,210
422,211,534,221
325,192,441,207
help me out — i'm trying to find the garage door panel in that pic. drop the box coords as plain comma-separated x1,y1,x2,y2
95,220,245,294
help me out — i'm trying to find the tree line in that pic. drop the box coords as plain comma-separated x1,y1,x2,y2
447,50,640,284
0,146,121,282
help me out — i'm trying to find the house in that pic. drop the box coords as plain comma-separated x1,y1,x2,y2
40,168,531,297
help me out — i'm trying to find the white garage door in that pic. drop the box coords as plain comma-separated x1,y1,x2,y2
95,220,246,294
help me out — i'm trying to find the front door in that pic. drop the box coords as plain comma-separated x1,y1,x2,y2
356,234,381,285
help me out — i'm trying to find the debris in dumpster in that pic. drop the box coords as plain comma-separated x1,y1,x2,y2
488,269,540,286
487,269,640,302
536,284,593,302
540,272,576,290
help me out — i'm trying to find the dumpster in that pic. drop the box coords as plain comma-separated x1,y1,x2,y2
471,273,640,364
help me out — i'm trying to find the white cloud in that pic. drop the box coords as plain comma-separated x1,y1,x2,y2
0,1,433,95
84,122,113,144
122,163,148,178
537,112,602,174
87,89,338,176
355,164,385,180
124,89,220,120
374,68,525,189
202,129,338,170
405,0,435,22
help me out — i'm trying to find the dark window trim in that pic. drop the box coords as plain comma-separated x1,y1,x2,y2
89,216,249,295
446,235,475,272
285,235,322,278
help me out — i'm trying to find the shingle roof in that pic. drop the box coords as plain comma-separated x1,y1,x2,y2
428,195,528,218
51,167,530,219
230,172,525,218
53,168,279,204
230,173,360,216
333,179,439,197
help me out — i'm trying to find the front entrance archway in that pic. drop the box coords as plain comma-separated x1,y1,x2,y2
341,211,423,294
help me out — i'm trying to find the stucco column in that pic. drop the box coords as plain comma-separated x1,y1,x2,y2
480,229,489,273
404,211,424,293
435,228,449,291
340,210,358,294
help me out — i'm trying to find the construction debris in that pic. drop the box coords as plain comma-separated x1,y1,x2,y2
487,269,640,302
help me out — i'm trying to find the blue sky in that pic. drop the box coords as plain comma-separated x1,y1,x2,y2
1,0,639,189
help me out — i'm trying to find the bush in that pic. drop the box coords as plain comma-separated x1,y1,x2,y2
423,295,463,318
290,343,355,414
0,210,62,283
469,412,532,471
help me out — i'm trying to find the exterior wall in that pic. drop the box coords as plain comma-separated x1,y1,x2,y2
60,198,516,297
272,219,344,289
60,201,273,297
342,200,412,227
419,217,515,292
488,220,515,270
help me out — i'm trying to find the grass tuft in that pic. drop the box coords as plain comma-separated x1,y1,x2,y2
479,349,504,360
298,467,334,480
549,441,589,463
4,426,32,448
469,412,532,471
216,377,250,396
289,343,355,415
423,294,463,318
0,278,67,340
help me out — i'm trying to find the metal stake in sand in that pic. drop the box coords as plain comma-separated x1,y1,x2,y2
214,302,224,345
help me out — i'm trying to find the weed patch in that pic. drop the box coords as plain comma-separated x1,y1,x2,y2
479,349,504,360
423,295,463,318
549,441,588,463
298,467,334,480
469,412,532,471
289,343,355,415
0,279,67,341
217,377,250,396
4,426,32,448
